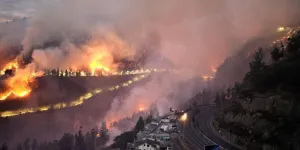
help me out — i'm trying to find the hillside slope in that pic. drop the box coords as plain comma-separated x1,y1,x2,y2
214,29,300,149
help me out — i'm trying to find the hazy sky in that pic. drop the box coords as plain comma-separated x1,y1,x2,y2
1,0,300,75
0,0,37,22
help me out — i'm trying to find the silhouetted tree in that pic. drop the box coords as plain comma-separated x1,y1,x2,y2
65,70,68,77
31,139,38,150
214,92,221,106
271,46,283,62
17,144,22,150
220,92,226,102
249,48,265,72
244,48,266,84
134,116,145,132
59,70,64,77
90,129,97,150
56,68,60,76
286,32,300,54
100,122,109,143
145,114,153,124
75,127,86,150
51,69,56,76
1,143,7,150
280,42,285,52
24,138,30,150
76,71,80,77
111,131,137,150
59,133,74,150
226,87,231,96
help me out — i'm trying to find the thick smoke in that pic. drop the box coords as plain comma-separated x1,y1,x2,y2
1,0,300,144
95,0,300,139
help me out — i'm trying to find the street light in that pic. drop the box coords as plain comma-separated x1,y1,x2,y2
179,113,188,136
179,113,187,122
277,27,285,32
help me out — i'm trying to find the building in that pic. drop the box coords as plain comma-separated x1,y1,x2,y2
166,115,177,121
127,114,174,150
135,139,160,150
151,120,161,126
153,133,171,142
161,119,170,123
160,125,169,132
136,131,150,141
144,123,158,133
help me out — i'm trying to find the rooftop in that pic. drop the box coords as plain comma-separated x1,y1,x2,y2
135,139,160,147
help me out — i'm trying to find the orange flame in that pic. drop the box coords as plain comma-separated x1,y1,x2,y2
80,32,133,76
0,59,39,101
0,60,19,75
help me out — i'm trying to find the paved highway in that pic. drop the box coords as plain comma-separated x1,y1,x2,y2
180,109,213,150
181,106,242,150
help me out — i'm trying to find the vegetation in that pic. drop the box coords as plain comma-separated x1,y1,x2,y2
1,128,99,150
109,116,145,150
214,29,300,149
0,116,147,150
134,116,145,132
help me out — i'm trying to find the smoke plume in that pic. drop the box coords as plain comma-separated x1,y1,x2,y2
1,0,300,144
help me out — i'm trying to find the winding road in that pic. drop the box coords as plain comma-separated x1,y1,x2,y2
181,106,242,150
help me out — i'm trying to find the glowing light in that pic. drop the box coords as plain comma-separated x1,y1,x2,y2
138,104,146,112
202,75,214,81
180,113,187,121
138,107,145,112
211,66,217,73
277,27,285,32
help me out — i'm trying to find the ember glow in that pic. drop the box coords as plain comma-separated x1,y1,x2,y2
211,66,217,73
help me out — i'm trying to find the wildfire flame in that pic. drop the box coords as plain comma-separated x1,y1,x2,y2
82,33,131,76
0,59,38,101
0,60,19,75
0,74,148,118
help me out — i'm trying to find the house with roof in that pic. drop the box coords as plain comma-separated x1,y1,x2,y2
135,139,161,150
